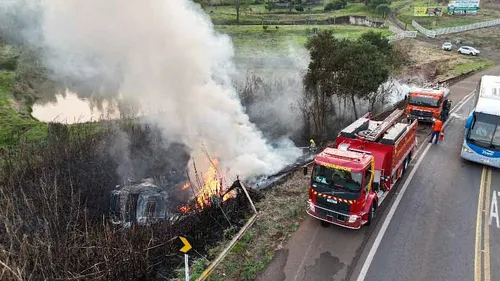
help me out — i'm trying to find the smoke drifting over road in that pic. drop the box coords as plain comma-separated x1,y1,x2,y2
1,0,302,180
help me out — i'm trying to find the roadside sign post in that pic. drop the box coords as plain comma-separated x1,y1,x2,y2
179,236,192,281
184,253,189,281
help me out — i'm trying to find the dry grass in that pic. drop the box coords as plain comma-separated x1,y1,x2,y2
395,39,495,82
199,169,310,281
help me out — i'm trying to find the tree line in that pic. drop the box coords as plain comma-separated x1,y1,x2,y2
194,0,393,23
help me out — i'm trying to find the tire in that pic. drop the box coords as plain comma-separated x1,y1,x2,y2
403,153,412,174
366,203,376,226
320,220,330,227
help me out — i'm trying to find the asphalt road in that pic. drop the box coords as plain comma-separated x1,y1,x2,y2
357,83,481,281
354,72,500,281
258,66,500,281
490,170,500,281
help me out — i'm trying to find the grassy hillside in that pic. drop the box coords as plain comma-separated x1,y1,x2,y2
0,48,48,147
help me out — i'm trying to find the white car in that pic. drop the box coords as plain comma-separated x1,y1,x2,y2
442,42,452,51
458,46,480,56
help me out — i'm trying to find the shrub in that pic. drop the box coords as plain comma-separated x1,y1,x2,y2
0,56,18,70
324,2,335,11
324,0,345,11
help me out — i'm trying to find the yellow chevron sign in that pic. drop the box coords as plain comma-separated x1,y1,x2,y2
179,236,192,253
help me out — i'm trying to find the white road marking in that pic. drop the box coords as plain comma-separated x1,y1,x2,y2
451,90,475,115
355,90,476,281
450,112,465,120
489,190,499,228
356,142,432,281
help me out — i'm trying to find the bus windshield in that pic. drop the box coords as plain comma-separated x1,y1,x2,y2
409,95,440,108
312,164,363,192
467,113,500,149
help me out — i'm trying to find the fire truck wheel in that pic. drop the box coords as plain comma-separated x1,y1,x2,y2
366,203,376,226
320,220,330,227
403,154,411,174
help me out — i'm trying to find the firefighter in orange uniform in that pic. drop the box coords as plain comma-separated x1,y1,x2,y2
429,118,443,144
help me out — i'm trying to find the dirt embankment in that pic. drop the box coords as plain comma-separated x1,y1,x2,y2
395,39,495,83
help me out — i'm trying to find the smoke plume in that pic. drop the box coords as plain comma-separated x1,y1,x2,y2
1,0,302,180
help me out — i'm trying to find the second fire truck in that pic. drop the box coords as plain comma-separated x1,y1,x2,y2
406,85,451,123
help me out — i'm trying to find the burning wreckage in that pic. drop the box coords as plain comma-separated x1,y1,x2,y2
108,150,316,227
109,159,239,227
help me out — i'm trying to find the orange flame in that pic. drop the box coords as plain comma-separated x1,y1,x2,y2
178,205,190,214
181,182,190,190
196,159,222,209
178,159,237,213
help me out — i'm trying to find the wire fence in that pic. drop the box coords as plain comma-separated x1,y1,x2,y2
412,18,500,38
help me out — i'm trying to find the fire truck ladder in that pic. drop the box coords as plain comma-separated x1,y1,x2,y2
363,109,404,142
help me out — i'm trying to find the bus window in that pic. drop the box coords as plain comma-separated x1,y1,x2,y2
469,119,495,145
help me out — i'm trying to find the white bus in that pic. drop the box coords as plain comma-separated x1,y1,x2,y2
461,75,500,167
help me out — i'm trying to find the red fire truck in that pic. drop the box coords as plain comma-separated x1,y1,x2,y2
306,109,418,229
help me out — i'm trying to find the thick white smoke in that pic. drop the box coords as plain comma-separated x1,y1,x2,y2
3,0,302,180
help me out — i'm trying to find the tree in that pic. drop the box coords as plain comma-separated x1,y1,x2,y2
303,30,347,139
303,30,396,138
236,0,241,23
359,31,392,56
325,0,347,11
337,41,390,119
367,0,391,10
375,4,391,18
235,0,251,23
359,31,405,72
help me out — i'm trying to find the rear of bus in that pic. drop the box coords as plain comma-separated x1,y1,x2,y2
461,76,500,168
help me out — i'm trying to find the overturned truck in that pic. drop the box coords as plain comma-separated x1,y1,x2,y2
108,150,316,227
109,179,170,227
108,177,249,227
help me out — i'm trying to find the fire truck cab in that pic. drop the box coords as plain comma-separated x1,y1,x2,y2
306,109,418,229
406,86,451,123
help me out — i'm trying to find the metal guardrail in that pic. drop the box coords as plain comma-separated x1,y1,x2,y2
412,20,436,37
387,25,417,42
412,18,500,38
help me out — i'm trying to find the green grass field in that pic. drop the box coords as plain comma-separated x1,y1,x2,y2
216,25,392,58
396,0,500,29
451,57,495,77
0,70,48,147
